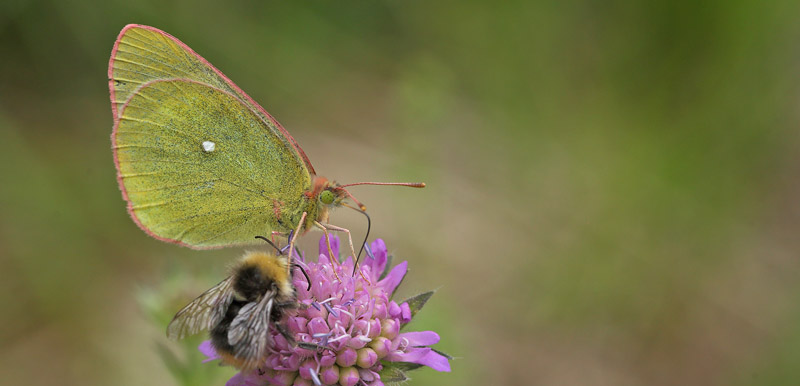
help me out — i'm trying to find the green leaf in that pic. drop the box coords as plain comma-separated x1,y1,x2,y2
401,290,435,320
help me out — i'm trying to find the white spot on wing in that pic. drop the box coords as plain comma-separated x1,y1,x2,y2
202,141,216,152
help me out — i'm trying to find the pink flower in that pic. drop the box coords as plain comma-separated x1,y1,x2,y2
200,236,450,385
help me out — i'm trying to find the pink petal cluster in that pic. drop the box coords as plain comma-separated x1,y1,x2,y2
200,237,450,386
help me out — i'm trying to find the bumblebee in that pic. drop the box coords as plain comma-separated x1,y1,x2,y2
167,250,305,370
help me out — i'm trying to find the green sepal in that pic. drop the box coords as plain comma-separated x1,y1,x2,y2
378,361,412,385
401,290,435,320
433,348,454,360
383,360,424,372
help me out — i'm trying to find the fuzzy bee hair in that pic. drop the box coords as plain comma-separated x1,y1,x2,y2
167,251,298,370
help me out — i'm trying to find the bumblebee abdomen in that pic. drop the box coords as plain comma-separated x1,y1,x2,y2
210,301,243,356
210,298,292,369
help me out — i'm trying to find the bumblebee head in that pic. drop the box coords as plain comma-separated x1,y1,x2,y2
233,252,293,301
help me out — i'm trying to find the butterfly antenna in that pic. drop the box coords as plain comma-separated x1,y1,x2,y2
342,203,371,275
254,235,282,254
337,181,426,189
337,182,426,211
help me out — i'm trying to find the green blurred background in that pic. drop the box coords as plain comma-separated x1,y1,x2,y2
2,1,800,385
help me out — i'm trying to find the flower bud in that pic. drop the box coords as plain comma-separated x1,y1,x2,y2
356,348,378,368
298,358,316,380
292,377,313,386
367,318,381,338
320,365,340,385
373,302,388,319
319,352,336,367
380,318,399,340
338,367,360,386
336,347,357,367
369,336,392,359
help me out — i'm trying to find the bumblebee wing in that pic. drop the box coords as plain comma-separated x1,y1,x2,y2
227,290,276,370
167,276,235,340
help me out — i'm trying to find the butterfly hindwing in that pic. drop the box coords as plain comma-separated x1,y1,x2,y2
114,79,312,248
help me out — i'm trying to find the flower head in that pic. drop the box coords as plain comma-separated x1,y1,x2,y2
200,236,450,385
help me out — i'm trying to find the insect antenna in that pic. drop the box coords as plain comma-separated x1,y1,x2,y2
337,181,426,188
337,181,426,211
254,235,281,254
256,235,312,290
291,263,313,291
342,203,371,275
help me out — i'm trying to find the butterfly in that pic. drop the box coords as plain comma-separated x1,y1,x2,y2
109,24,423,259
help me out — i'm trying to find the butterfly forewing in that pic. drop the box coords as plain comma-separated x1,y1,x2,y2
109,24,315,173
167,276,235,340
114,79,311,248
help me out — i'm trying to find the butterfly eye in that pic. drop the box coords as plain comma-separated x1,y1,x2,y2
320,190,335,205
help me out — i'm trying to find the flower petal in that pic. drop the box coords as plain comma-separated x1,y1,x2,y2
418,349,451,372
400,331,440,346
198,340,220,362
378,261,407,296
368,239,388,274
400,302,412,323
387,347,451,372
319,235,340,260
225,372,247,386
386,346,427,362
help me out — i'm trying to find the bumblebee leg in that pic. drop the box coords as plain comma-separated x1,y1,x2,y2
275,323,296,345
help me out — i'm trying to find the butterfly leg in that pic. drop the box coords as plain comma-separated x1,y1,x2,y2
287,212,307,276
313,221,342,281
269,231,283,245
314,222,370,283
318,223,356,264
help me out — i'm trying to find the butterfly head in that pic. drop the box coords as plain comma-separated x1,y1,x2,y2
309,176,359,214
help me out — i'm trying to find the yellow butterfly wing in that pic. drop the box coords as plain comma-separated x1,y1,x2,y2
109,24,314,174
109,25,315,248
